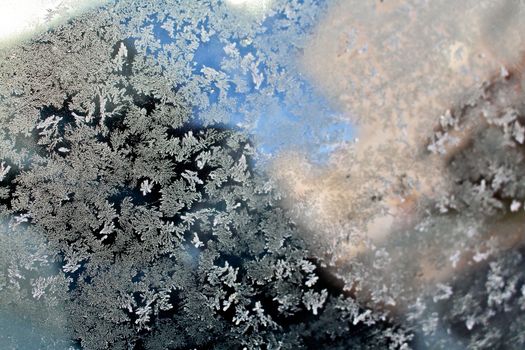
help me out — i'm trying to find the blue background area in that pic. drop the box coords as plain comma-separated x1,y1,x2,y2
144,6,354,164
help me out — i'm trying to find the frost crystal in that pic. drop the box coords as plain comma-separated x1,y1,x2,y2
140,179,153,196
0,161,11,181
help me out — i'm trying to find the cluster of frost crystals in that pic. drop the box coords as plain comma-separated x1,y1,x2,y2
0,222,73,349
0,0,413,349
3,0,524,348
328,63,525,349
256,1,525,349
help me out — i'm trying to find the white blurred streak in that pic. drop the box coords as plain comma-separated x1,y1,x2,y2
0,0,108,46
225,0,272,16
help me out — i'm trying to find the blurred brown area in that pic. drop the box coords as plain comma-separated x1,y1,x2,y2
269,0,525,308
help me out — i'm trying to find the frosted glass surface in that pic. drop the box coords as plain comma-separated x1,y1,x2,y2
0,1,524,349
